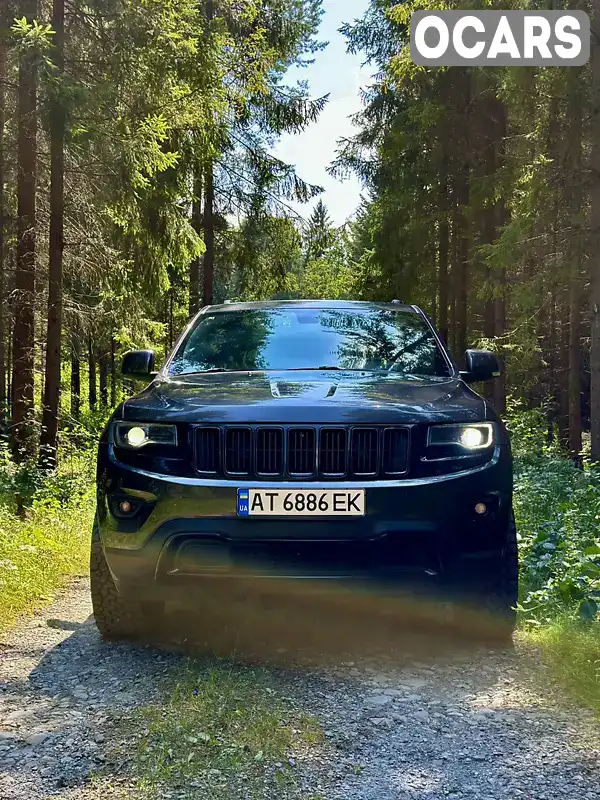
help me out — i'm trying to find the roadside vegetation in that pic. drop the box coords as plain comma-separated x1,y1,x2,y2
0,423,97,631
508,406,600,716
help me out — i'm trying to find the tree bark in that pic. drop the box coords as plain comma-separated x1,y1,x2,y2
0,19,6,422
6,312,11,415
99,348,108,407
449,211,457,357
189,167,202,317
492,98,508,416
438,148,449,346
70,335,80,420
557,294,570,446
40,0,65,468
202,162,215,306
11,0,38,462
568,71,583,461
453,68,470,363
590,0,600,461
88,340,97,411
168,288,174,349
110,336,117,407
481,94,497,343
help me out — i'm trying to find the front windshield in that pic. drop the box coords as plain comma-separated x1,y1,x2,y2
168,307,452,378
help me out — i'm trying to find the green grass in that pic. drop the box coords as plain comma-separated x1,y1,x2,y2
117,661,325,800
0,494,94,631
0,447,95,632
521,618,600,717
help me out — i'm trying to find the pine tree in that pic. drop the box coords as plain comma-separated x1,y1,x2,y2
40,0,66,469
11,4,39,462
305,200,335,262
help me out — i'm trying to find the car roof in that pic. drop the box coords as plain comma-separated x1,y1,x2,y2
203,299,419,314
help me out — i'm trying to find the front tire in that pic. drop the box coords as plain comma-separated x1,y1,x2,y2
446,509,519,643
486,510,519,636
90,520,156,641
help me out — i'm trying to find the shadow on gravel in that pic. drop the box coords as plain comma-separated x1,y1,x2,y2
143,575,516,669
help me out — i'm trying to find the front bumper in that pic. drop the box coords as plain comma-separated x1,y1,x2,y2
96,443,512,597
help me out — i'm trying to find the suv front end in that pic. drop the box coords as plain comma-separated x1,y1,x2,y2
91,301,517,642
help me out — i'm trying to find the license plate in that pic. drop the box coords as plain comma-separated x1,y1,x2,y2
237,488,366,517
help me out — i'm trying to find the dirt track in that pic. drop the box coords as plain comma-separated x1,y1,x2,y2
1,579,599,799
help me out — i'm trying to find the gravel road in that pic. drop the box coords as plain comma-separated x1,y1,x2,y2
1,579,599,800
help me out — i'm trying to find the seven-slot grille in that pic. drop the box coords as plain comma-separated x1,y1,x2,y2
194,425,409,480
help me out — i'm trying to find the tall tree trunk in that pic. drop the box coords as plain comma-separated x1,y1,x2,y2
431,261,437,328
202,163,215,306
0,19,6,422
568,72,583,461
590,32,600,461
88,340,97,411
557,293,570,446
453,68,470,363
449,212,457,357
438,149,449,346
110,336,117,407
40,0,65,468
547,291,558,441
481,100,497,343
70,335,80,420
189,167,202,317
479,84,498,401
492,99,508,416
6,313,11,415
11,0,38,462
99,348,108,407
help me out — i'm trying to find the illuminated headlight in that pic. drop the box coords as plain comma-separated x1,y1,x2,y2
427,422,494,451
114,422,178,449
126,427,147,447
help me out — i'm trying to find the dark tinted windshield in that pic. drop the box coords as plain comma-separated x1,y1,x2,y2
168,307,451,377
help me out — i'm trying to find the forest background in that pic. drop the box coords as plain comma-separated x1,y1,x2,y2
1,0,600,709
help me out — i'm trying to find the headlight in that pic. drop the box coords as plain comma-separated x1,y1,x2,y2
427,422,494,451
114,422,178,449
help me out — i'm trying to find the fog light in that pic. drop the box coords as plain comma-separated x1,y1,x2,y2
119,500,133,515
126,426,147,447
474,502,487,515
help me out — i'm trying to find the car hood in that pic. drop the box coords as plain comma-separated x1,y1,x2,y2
122,371,489,425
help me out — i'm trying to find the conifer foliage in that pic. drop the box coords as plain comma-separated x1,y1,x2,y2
0,0,326,465
334,0,600,461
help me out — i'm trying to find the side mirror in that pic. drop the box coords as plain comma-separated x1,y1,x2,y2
460,349,500,383
121,350,156,380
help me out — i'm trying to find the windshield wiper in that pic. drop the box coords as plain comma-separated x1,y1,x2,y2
285,366,367,372
181,368,230,374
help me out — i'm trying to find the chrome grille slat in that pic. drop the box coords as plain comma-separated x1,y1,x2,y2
195,427,220,473
288,428,316,476
382,428,409,475
195,425,409,480
256,428,283,475
225,427,252,475
351,428,378,476
320,428,347,476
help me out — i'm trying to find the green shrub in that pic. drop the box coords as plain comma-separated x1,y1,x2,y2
505,401,600,624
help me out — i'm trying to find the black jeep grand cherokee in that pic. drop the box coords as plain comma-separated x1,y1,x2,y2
92,300,518,640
